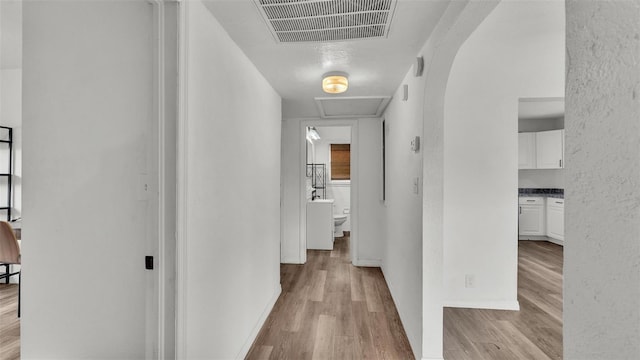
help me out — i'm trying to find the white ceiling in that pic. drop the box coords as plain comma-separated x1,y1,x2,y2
203,0,449,119
519,97,565,120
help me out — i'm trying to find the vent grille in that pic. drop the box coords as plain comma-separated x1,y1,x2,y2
254,0,398,43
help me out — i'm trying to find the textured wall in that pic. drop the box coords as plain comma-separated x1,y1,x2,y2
565,1,640,359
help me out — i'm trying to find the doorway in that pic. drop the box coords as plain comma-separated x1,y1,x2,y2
299,120,358,265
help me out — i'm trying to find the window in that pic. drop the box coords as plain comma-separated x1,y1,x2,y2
330,144,350,180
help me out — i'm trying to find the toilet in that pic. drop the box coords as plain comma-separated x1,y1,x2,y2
333,214,347,237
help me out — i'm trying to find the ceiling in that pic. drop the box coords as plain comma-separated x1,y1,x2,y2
519,98,565,120
203,0,449,119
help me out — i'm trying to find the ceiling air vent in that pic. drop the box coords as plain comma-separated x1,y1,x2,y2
254,0,398,43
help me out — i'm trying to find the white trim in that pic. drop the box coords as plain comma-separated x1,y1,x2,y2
354,259,382,267
175,0,189,357
236,285,282,359
299,119,359,266
149,2,167,358
422,357,444,360
314,96,391,118
443,300,521,311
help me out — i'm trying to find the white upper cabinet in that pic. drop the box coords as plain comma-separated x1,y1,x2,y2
535,129,564,169
518,132,536,169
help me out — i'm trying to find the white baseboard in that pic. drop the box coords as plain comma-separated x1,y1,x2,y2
237,284,282,359
444,299,520,311
280,258,304,265
353,259,382,267
422,357,444,360
547,238,564,246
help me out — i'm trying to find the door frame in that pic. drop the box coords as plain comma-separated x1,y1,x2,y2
149,0,178,358
299,119,359,265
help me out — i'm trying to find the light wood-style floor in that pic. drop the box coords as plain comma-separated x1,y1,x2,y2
0,240,561,360
444,240,563,359
246,236,415,360
0,283,19,360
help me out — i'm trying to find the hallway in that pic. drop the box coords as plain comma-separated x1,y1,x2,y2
246,236,415,359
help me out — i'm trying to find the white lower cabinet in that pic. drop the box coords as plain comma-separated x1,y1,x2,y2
546,199,565,242
518,197,546,236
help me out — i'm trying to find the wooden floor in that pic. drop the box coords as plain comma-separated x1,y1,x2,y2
246,236,415,360
0,240,561,360
0,283,20,360
444,241,563,359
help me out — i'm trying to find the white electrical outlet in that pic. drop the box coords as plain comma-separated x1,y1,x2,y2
465,274,475,288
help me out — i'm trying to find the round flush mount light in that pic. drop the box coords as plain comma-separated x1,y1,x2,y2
322,72,349,94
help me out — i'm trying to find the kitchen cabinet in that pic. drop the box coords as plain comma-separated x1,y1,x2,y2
546,198,564,242
518,132,536,169
518,197,545,236
535,129,564,169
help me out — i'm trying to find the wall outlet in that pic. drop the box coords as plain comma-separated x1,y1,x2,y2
465,274,475,288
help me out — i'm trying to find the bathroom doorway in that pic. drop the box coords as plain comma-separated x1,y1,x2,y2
299,120,358,265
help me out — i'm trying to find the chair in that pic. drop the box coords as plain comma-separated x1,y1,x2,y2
0,221,21,317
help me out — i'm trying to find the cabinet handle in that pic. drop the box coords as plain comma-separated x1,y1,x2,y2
559,159,562,167
519,206,522,214
556,201,563,204
526,200,535,202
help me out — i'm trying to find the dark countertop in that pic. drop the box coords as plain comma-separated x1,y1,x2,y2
519,188,564,199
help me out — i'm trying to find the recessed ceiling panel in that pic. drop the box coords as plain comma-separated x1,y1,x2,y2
254,0,398,43
315,96,391,118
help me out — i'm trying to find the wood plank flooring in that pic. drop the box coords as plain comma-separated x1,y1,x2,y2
0,240,561,360
246,236,415,360
0,284,19,360
443,240,563,360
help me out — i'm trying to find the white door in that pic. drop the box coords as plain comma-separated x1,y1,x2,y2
536,129,564,169
22,1,158,358
518,132,536,169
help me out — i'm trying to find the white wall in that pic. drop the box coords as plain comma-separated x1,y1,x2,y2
443,0,564,310
519,169,564,189
22,1,156,357
178,1,281,358
280,118,383,265
381,65,426,357
378,2,499,358
565,1,640,358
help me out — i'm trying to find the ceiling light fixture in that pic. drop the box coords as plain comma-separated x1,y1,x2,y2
322,72,349,94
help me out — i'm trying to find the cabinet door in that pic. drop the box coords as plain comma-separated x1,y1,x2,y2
536,129,564,169
518,133,536,169
519,205,545,236
547,204,565,241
